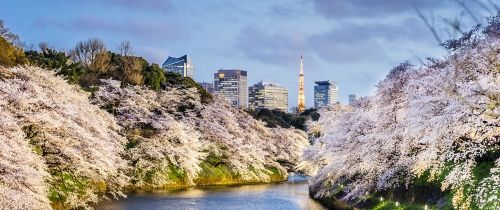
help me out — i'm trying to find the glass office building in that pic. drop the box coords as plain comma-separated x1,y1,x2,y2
162,55,194,78
314,80,338,108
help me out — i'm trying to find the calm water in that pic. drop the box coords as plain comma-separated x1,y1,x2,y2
94,174,327,210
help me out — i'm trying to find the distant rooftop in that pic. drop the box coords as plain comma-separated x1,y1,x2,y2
217,69,246,72
256,81,280,87
216,69,247,76
162,55,188,67
315,80,337,85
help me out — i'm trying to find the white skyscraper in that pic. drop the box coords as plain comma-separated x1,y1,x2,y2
249,81,288,112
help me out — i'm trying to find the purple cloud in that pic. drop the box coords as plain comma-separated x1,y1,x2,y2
41,17,187,42
308,32,390,63
312,0,450,18
79,0,173,13
235,26,306,66
234,16,434,65
269,4,300,18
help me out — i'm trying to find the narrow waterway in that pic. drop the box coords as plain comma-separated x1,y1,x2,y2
94,174,327,210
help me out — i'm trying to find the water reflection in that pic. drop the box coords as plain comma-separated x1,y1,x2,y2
94,174,326,210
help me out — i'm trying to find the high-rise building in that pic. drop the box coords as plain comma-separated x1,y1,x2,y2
214,69,248,109
249,81,288,112
198,82,214,93
314,80,338,108
162,55,194,78
297,55,305,113
349,94,360,106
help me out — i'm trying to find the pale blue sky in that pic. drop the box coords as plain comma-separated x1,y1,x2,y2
1,0,493,107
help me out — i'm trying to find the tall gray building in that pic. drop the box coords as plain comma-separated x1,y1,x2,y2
349,94,360,106
249,81,288,112
214,69,248,109
198,82,214,93
314,80,338,108
162,55,194,78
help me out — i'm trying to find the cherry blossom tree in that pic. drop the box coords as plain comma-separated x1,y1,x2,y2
301,16,499,209
93,80,205,187
0,111,50,210
93,81,309,185
195,95,309,181
0,66,129,209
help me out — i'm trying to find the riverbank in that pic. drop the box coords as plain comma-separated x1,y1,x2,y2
51,166,288,209
132,162,288,190
93,174,326,210
309,183,452,210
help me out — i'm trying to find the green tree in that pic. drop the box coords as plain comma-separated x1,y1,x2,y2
143,63,166,90
163,72,213,104
25,44,84,84
0,36,26,67
69,38,111,87
0,20,21,47
0,20,26,67
116,55,145,86
108,42,146,86
246,108,319,131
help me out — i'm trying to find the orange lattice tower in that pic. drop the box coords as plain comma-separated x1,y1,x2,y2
298,54,305,113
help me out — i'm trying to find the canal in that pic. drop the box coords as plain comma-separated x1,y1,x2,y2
94,174,327,210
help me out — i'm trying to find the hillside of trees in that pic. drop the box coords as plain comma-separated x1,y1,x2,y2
300,13,500,210
245,108,320,131
0,21,308,209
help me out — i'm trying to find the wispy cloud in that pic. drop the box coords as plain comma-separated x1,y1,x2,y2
39,16,187,42
77,0,173,13
137,46,169,64
311,0,449,18
269,4,300,18
235,26,306,66
234,15,434,65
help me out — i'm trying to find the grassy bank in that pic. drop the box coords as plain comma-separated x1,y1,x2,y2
309,157,500,210
51,162,287,209
310,190,449,210
309,176,452,210
152,162,287,189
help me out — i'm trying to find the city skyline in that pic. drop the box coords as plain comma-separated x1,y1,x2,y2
207,55,309,111
1,0,489,106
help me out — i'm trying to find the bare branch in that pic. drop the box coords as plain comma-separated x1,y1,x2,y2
487,0,499,11
38,42,50,53
442,17,464,35
0,19,21,47
71,38,109,71
470,0,494,14
118,40,133,56
408,50,425,66
454,0,481,24
414,5,443,44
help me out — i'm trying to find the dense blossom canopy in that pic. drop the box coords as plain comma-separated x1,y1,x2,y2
300,21,500,209
0,66,129,209
93,80,309,186
0,66,309,209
